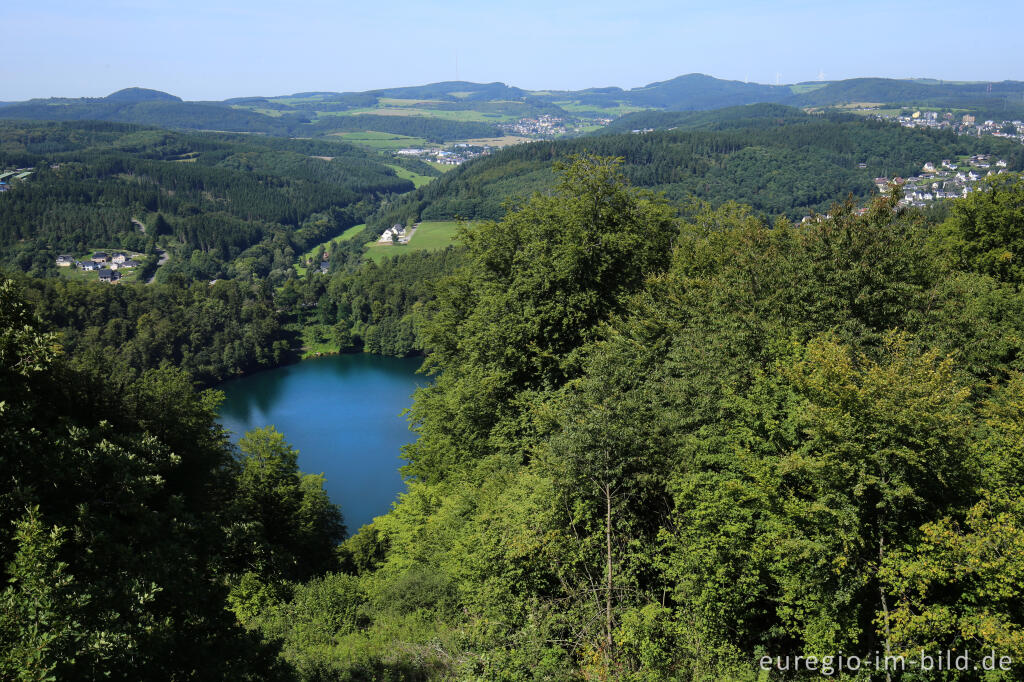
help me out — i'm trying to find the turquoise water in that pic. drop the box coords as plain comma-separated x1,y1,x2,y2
216,354,426,532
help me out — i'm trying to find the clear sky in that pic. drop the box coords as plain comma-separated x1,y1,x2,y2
3,0,1020,101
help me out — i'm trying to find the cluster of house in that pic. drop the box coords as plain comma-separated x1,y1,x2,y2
873,155,1011,208
395,145,491,166
501,114,610,138
887,111,1024,142
56,251,142,283
501,114,570,137
0,167,35,193
377,224,410,245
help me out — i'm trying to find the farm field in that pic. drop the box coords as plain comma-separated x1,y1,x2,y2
456,135,534,147
337,106,515,122
328,131,432,149
385,164,435,188
363,220,470,263
553,101,645,116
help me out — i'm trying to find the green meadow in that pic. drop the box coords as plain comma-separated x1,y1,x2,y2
328,131,431,149
385,164,436,188
363,220,470,263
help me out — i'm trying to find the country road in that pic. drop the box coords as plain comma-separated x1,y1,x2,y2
147,249,168,284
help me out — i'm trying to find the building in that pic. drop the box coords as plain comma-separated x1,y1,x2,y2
98,268,119,283
56,254,75,267
92,252,109,263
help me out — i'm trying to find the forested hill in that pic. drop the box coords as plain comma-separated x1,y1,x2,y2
6,75,1024,140
367,110,1024,226
0,98,503,141
601,101,820,133
0,121,412,278
7,141,1024,677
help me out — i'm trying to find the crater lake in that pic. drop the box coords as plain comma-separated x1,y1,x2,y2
216,354,426,531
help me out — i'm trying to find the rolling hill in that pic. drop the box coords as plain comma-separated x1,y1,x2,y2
4,74,1024,140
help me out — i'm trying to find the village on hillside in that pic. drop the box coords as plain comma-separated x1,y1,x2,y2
880,153,1011,209
889,110,1024,142
55,250,145,283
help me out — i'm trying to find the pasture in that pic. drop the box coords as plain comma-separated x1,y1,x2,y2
363,220,471,263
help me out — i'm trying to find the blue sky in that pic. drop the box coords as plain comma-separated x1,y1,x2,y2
3,0,1020,100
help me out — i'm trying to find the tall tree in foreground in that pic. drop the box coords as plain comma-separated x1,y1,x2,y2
0,277,292,680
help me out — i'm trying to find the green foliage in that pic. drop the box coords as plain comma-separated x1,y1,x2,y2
15,274,290,385
369,112,1023,229
0,507,108,681
941,174,1024,282
0,121,410,276
227,427,346,582
0,276,293,679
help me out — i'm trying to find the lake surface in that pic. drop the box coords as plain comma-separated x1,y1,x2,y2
217,354,426,531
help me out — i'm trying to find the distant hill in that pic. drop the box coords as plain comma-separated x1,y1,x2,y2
602,102,816,133
621,73,789,109
367,108,1024,226
368,81,530,102
106,87,182,103
786,77,1024,107
4,74,1024,139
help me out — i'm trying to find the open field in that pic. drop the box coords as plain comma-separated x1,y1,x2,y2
335,106,516,122
553,101,645,116
386,164,436,188
789,83,829,94
377,98,440,106
328,131,432,149
363,220,471,263
455,135,535,147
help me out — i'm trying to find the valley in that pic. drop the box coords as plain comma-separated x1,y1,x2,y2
4,71,1024,680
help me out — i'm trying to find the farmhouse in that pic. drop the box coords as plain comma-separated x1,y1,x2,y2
98,269,120,283
378,224,408,244
56,254,75,266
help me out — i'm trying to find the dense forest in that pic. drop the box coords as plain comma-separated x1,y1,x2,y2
367,110,1024,227
7,76,1024,128
0,98,503,141
12,274,291,385
5,153,1024,679
0,121,406,277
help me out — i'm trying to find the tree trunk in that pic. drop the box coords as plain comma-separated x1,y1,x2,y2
605,482,613,651
879,532,892,682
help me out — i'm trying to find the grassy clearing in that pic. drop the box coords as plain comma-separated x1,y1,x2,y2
329,131,432,149
789,83,829,94
340,106,515,122
299,324,338,357
553,101,645,116
455,135,534,147
386,164,435,188
426,161,455,173
377,97,442,106
363,221,471,263
57,264,142,284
